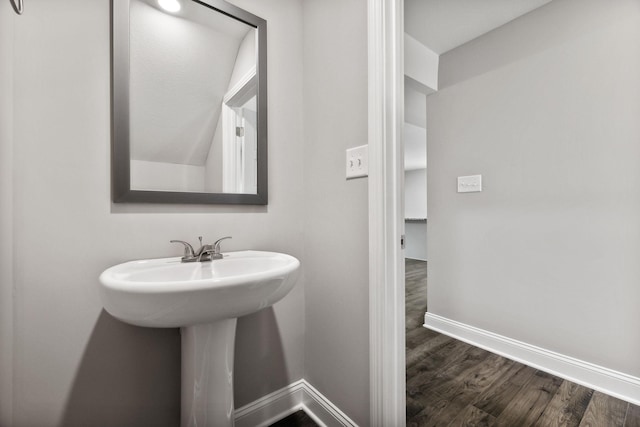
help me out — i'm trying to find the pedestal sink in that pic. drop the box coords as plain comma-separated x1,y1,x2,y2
98,250,300,427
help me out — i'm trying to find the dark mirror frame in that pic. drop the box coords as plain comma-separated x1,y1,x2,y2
111,0,268,204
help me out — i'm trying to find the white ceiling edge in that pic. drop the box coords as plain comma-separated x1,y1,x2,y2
405,34,439,91
404,0,553,55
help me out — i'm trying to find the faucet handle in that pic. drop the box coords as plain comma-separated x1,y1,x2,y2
213,236,232,253
170,240,196,259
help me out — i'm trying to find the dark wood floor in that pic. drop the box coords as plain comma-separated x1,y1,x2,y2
405,258,640,427
269,410,319,427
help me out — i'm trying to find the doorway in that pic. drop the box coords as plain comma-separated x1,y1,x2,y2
403,77,431,368
370,0,640,425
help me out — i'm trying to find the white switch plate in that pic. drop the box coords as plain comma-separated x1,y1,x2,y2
346,145,368,179
458,175,482,193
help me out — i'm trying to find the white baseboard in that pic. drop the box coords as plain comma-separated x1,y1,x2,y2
424,312,640,406
234,379,358,427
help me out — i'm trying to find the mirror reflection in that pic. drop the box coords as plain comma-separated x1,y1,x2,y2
129,0,257,194
112,0,267,204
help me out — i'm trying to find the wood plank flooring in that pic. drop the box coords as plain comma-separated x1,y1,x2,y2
268,410,318,427
405,258,640,427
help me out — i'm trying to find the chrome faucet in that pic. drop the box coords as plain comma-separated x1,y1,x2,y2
170,236,232,263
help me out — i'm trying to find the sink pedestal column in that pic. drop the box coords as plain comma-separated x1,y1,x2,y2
181,319,238,427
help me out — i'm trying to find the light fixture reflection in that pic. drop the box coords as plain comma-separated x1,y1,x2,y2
158,0,181,13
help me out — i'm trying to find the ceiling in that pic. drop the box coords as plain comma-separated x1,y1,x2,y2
138,0,250,39
405,0,553,54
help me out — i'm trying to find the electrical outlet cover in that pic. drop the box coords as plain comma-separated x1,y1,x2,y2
457,175,482,193
346,145,369,179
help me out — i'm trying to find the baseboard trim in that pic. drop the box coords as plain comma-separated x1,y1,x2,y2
234,379,358,427
424,312,640,406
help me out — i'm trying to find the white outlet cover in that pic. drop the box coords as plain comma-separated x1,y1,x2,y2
458,175,482,193
346,145,369,179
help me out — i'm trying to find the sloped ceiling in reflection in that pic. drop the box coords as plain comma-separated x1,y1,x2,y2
129,0,252,166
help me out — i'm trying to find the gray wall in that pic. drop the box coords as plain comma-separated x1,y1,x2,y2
5,0,305,425
405,169,427,261
405,221,427,261
428,0,640,377
302,0,370,425
0,2,15,425
405,169,427,219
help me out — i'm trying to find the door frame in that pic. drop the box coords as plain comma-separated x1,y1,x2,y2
367,0,405,424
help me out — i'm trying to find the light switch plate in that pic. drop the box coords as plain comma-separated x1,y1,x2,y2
458,175,482,193
346,145,369,179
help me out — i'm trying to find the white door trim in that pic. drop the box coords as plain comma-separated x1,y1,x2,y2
367,0,405,425
222,68,257,193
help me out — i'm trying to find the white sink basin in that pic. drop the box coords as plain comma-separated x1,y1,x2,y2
99,250,300,327
98,250,300,427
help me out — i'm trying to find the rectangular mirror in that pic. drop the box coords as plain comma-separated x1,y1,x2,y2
112,0,267,204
